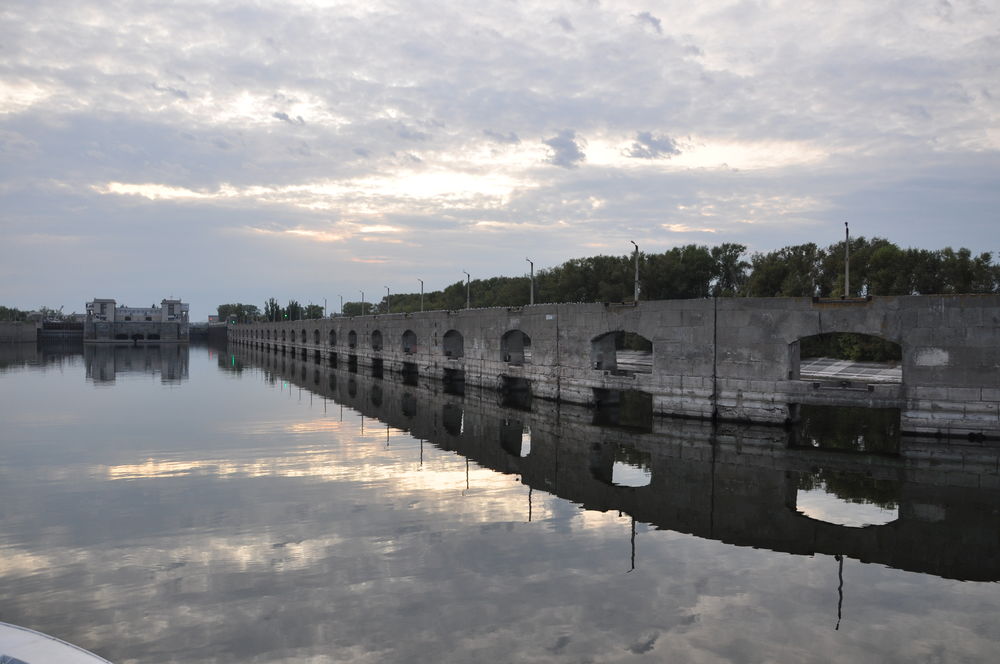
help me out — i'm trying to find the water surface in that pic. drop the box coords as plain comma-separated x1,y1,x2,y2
1,343,998,663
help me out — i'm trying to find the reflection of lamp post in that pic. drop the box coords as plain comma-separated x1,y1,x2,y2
385,286,390,314
418,279,424,312
463,271,470,309
526,257,534,305
630,241,640,302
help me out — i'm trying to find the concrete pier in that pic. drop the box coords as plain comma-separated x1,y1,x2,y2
229,295,1000,438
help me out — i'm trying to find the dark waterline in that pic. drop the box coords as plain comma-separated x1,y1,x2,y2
1,342,998,663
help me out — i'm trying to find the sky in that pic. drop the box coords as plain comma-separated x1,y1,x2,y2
2,0,998,320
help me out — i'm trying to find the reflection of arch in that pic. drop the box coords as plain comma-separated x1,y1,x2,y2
402,329,417,354
443,330,464,358
281,329,287,342
348,330,357,348
371,330,383,351
591,331,652,374
313,329,320,345
501,330,532,365
443,404,463,436
328,329,336,346
789,332,902,385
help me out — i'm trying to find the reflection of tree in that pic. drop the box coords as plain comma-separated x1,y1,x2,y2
795,405,900,454
798,469,899,510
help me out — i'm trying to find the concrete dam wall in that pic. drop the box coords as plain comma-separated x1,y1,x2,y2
230,295,1000,438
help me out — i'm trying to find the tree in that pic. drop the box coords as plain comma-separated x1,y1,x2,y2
711,243,750,296
285,300,303,321
304,303,324,319
217,303,260,322
263,298,281,322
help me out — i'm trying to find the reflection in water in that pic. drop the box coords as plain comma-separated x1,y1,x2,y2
86,343,189,384
791,404,900,454
1,342,999,664
795,468,900,527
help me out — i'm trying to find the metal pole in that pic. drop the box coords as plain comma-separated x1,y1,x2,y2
630,241,640,302
324,298,327,318
419,279,424,312
463,271,470,309
339,295,343,315
844,222,850,299
526,257,534,305
360,291,365,316
385,286,390,314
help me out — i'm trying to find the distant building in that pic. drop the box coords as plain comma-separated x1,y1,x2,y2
84,298,190,343
207,315,219,323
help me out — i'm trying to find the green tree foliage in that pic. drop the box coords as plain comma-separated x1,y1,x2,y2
241,238,996,322
217,303,260,322
263,298,282,322
0,306,28,321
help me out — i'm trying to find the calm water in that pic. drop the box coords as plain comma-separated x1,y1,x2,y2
1,342,999,663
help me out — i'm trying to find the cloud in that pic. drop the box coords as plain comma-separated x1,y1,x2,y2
634,11,663,34
552,15,574,32
150,83,189,100
543,130,586,168
624,131,682,159
273,111,305,125
483,130,520,144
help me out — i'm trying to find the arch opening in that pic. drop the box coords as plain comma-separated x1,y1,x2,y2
328,329,336,346
313,329,320,345
501,330,532,365
348,330,357,348
402,329,417,354
790,332,901,387
300,329,307,343
443,330,464,358
591,331,652,375
371,330,383,351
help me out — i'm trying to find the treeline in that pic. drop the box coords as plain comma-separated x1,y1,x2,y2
219,237,999,320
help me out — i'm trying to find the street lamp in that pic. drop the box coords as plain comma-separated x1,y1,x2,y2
630,240,640,302
385,286,390,314
463,271,471,309
339,295,343,316
418,279,424,312
844,222,850,299
360,291,365,316
526,257,534,305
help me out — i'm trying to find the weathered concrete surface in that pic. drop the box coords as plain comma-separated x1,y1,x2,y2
0,322,39,344
230,295,1000,438
233,344,1000,582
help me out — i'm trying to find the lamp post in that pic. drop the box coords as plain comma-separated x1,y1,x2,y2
360,291,365,316
526,257,534,305
339,295,343,316
385,286,390,314
463,271,470,309
844,222,850,299
418,279,424,312
630,240,640,302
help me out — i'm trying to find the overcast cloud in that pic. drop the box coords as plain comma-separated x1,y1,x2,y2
1,0,998,318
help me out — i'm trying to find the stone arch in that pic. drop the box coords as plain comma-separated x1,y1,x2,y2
281,329,287,342
402,329,417,354
348,330,357,348
443,329,464,358
313,329,320,345
591,331,652,375
300,328,307,343
789,332,902,386
371,329,383,351
501,329,532,365
328,329,337,346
